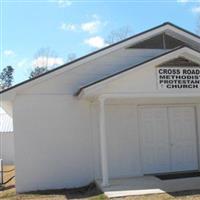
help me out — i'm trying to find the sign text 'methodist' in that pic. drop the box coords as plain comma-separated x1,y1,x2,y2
157,67,200,89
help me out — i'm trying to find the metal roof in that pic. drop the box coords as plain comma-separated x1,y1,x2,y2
0,113,13,133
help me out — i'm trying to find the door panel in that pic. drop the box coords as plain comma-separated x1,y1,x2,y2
168,107,198,172
139,107,171,174
106,105,142,178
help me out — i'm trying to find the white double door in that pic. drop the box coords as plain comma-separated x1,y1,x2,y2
139,106,198,174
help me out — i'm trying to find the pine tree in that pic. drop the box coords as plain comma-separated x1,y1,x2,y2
0,66,14,89
29,66,48,79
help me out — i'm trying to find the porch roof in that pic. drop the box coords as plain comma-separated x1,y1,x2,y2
76,46,200,98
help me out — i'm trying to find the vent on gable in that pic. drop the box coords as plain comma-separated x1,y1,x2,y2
128,33,185,49
158,57,200,67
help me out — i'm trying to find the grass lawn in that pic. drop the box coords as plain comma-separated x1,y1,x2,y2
2,166,200,199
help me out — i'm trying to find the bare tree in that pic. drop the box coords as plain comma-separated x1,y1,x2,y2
33,47,58,69
106,26,133,44
29,47,60,79
67,53,77,62
28,48,78,79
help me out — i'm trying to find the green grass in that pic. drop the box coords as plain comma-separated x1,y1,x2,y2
89,194,108,200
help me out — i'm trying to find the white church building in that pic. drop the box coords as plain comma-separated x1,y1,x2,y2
1,22,200,194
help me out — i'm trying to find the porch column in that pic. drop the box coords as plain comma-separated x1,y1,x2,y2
99,97,109,186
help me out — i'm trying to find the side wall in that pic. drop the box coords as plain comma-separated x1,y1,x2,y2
13,95,94,192
0,133,14,165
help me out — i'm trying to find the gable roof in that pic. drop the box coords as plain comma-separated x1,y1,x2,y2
1,22,200,96
76,45,200,97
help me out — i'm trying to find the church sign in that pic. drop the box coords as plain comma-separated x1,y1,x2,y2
157,67,200,89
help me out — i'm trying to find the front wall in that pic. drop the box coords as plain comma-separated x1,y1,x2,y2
90,56,200,179
96,62,200,95
13,95,93,192
90,60,200,179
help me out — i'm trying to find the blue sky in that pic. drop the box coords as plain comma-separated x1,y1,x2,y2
1,0,200,84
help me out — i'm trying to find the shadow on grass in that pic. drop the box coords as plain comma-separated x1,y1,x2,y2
0,168,15,173
24,182,105,199
1,185,15,191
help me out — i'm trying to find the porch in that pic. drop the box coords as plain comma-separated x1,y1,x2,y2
96,175,200,198
95,95,200,188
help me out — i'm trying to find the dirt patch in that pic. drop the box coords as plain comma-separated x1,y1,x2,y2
0,165,16,199
0,166,104,199
2,166,200,199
